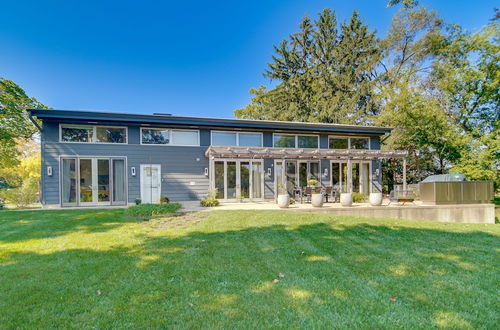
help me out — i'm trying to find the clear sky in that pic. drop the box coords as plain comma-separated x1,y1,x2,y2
1,0,497,118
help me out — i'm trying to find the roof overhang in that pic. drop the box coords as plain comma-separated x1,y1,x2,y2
205,146,408,160
27,109,392,135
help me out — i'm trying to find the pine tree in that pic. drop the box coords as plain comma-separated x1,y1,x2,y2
234,9,380,125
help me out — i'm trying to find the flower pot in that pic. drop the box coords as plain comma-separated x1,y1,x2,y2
340,193,353,207
311,193,324,207
277,194,290,208
369,192,383,206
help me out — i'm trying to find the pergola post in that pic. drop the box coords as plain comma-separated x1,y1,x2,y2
402,157,407,191
347,158,352,193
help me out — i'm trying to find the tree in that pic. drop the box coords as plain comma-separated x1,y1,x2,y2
387,0,418,8
235,9,380,124
0,139,41,207
0,78,47,167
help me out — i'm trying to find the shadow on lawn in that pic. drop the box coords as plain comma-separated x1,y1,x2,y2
0,209,137,242
1,220,498,328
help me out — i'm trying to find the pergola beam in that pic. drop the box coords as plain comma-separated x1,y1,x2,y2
205,146,408,160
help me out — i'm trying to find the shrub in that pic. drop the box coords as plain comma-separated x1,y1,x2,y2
0,178,39,208
352,192,367,203
200,189,220,207
134,198,142,205
125,203,182,217
200,199,219,207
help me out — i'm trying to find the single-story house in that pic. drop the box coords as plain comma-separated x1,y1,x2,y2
27,109,407,208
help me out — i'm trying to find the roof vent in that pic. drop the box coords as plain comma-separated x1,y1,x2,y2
153,113,172,116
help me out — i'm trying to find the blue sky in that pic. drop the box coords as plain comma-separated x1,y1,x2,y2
1,0,497,118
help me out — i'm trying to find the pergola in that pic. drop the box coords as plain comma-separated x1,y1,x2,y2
205,146,409,191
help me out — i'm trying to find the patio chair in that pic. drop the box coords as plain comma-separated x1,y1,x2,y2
292,187,303,204
303,186,313,203
323,186,333,203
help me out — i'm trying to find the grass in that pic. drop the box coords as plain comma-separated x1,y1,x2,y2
125,203,182,217
0,209,499,328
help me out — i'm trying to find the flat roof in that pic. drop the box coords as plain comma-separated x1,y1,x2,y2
27,108,392,135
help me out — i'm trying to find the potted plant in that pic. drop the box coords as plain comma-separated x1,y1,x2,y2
369,191,383,206
277,183,290,208
308,179,323,207
340,187,352,207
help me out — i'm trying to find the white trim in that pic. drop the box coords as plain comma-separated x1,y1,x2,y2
210,130,263,147
59,124,128,144
139,127,200,146
272,133,319,149
140,164,162,204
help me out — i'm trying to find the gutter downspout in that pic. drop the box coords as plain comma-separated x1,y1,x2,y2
380,132,391,145
26,109,42,132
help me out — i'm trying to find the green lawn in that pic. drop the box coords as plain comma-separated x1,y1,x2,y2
1,209,499,328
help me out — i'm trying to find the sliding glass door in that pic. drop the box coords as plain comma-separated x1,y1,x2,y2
61,157,127,206
212,159,264,200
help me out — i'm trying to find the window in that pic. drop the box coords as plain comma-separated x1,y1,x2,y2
211,131,263,147
140,128,199,146
60,125,126,144
61,125,93,142
350,138,369,149
298,135,318,148
171,130,199,146
328,136,370,150
96,126,127,143
212,132,237,146
329,137,348,149
273,134,319,148
238,133,262,147
273,134,296,148
141,128,170,144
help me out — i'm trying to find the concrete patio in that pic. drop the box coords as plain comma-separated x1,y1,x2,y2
180,200,495,224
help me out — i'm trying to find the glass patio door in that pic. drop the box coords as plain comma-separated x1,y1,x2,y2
79,158,111,205
212,160,263,200
297,161,320,189
275,160,320,197
61,157,126,207
331,161,370,194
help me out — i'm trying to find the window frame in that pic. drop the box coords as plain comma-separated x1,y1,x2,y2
170,129,200,146
272,133,319,149
95,125,128,144
210,130,263,147
140,127,171,145
139,127,200,146
328,135,371,150
59,124,128,144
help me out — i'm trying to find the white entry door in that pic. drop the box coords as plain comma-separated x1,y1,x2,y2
140,164,161,204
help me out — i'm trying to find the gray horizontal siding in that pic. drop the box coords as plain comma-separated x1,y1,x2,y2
41,120,382,206
42,142,209,205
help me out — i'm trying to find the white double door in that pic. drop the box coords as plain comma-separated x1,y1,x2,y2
140,164,161,204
